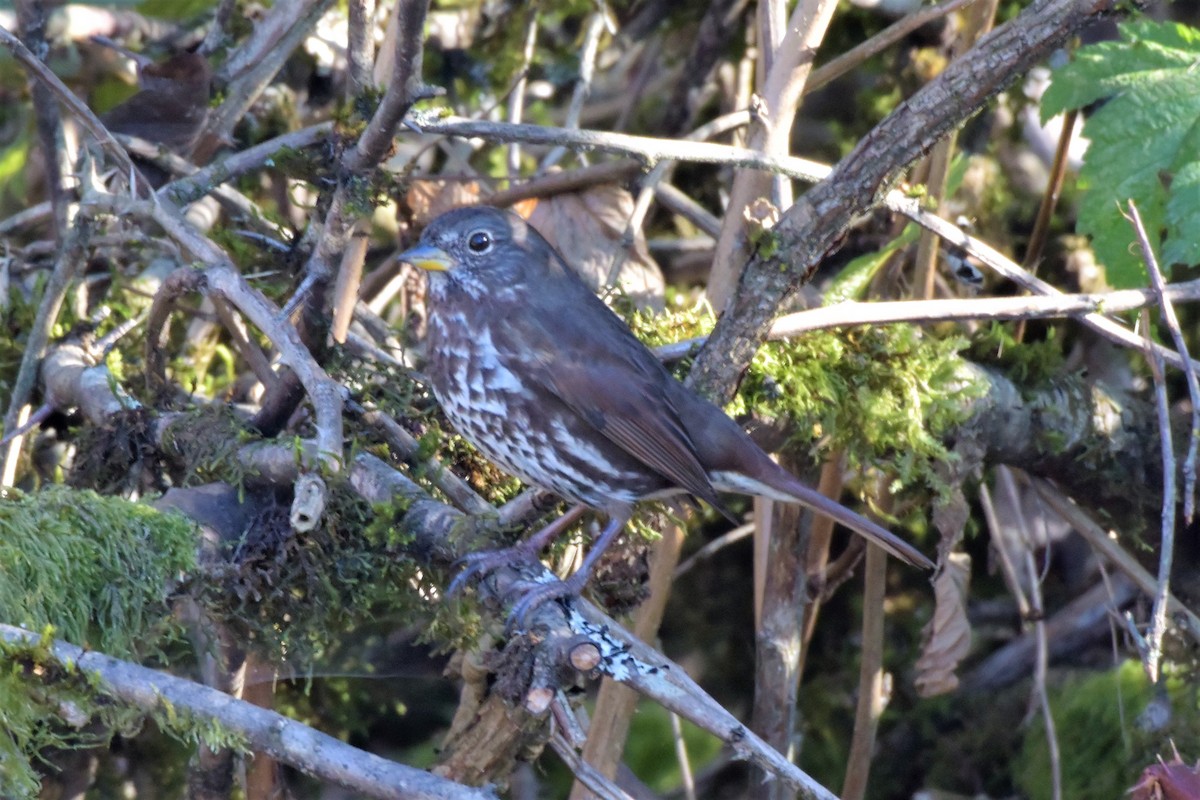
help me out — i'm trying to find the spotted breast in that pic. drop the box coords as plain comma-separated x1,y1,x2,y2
424,307,648,513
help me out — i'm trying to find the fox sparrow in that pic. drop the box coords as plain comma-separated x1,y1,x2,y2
401,207,931,619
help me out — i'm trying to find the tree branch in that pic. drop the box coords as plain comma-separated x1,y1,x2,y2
0,624,496,800
688,0,1126,402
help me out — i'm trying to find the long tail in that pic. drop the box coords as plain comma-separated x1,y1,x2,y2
710,470,934,569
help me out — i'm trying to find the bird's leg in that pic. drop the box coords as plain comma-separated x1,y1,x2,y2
507,513,629,629
446,504,588,596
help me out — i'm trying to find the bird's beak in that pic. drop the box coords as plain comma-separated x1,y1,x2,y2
399,243,454,272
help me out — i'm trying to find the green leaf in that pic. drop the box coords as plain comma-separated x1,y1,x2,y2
825,224,919,304
1164,162,1200,267
1044,20,1200,287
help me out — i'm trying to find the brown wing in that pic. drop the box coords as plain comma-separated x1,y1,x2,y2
490,285,725,512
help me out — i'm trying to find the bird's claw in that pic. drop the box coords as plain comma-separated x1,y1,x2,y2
445,547,587,631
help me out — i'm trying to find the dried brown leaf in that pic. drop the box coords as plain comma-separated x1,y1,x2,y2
406,180,483,227
526,184,665,309
915,551,972,697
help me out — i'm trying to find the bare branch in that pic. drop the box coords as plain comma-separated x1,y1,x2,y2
0,624,495,800
408,116,829,182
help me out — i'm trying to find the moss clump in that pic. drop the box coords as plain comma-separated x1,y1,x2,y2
0,487,199,796
630,305,976,507
69,407,166,496
967,322,1066,387
1016,661,1200,800
0,486,196,657
159,406,252,488
734,324,974,488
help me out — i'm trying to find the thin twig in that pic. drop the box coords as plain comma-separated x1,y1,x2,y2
210,295,279,391
1022,109,1078,272
1002,469,1062,800
360,409,493,517
653,183,722,238
506,12,539,177
674,523,754,578
1029,480,1200,645
1124,201,1200,522
1124,203,1177,685
0,200,53,236
550,732,635,800
670,711,697,800
840,542,888,800
541,11,607,171
162,122,333,207
408,115,830,183
653,280,1200,361
1015,107,1079,342
805,0,979,95
487,161,643,207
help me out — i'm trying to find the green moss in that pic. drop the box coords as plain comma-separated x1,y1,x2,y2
0,486,196,657
968,322,1066,387
632,306,976,505
0,488,200,796
0,629,245,799
1017,661,1200,800
0,631,143,799
748,224,785,261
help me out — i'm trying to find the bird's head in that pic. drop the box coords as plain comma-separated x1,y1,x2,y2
399,206,549,298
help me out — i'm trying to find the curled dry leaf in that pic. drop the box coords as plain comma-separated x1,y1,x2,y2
915,551,972,697
526,183,665,309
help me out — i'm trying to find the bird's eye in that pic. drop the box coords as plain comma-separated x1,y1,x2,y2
467,230,492,253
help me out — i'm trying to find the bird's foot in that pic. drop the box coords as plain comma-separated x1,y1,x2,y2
446,546,581,630
446,506,589,597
